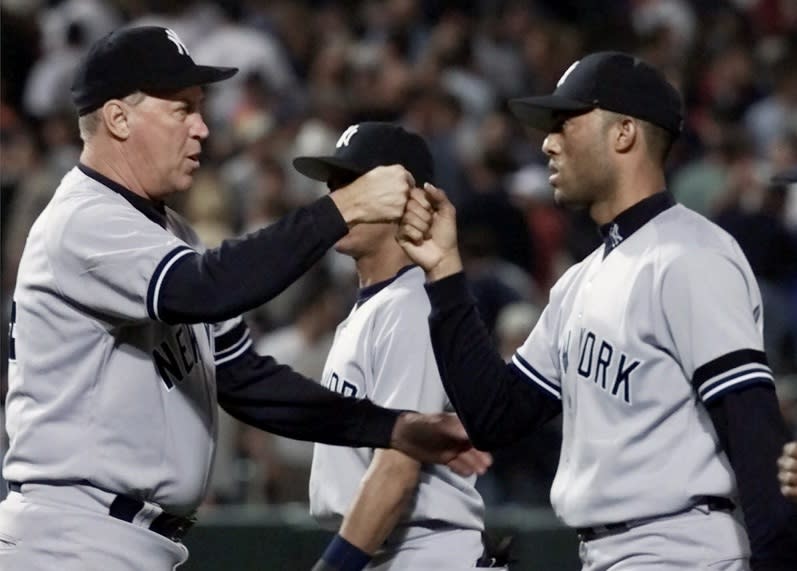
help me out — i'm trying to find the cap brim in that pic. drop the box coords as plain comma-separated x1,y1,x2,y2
142,64,238,92
509,96,594,132
772,166,797,184
292,156,367,183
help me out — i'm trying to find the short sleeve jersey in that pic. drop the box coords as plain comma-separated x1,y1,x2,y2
511,193,772,527
309,266,484,531
4,166,247,515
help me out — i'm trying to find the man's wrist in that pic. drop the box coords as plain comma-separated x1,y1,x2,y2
329,186,361,226
312,534,372,571
426,253,463,282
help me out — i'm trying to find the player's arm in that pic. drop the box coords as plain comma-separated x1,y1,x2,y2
214,323,488,471
661,250,797,569
155,166,413,324
312,450,421,571
398,185,562,450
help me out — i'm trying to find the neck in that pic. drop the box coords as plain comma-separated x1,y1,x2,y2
80,141,155,201
355,244,413,288
589,161,666,225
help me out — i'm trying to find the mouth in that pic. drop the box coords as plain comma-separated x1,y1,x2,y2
548,163,559,185
187,152,201,167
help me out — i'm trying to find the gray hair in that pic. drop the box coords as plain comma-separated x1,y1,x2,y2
78,91,146,142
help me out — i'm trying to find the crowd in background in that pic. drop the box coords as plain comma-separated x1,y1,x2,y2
1,0,796,511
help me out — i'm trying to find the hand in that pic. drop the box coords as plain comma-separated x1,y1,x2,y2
330,165,414,225
397,183,463,280
447,447,492,477
778,441,797,501
390,411,482,465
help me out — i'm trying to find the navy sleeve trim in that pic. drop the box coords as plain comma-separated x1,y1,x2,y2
510,355,561,400
146,245,195,321
214,321,252,366
693,349,773,403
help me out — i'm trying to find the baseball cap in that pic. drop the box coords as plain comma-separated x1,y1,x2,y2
509,51,683,135
293,122,434,188
71,26,238,116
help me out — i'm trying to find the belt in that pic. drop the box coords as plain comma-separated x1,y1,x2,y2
8,481,195,542
576,496,735,542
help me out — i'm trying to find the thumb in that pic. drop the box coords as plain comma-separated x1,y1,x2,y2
424,183,452,212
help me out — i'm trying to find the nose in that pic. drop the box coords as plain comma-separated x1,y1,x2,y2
190,112,210,140
542,133,558,156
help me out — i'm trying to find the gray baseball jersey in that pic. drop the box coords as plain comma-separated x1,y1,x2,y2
512,197,772,527
4,166,247,515
309,266,484,531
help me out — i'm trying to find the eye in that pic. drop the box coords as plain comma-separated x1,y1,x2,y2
550,117,568,133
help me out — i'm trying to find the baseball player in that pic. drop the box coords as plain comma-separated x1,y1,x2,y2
292,122,506,571
398,51,797,570
0,26,488,571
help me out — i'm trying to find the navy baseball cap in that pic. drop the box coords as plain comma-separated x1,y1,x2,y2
509,51,683,135
71,26,238,116
293,122,434,188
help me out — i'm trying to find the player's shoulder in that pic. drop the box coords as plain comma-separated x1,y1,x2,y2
39,168,137,235
652,204,752,276
653,204,745,261
373,266,431,318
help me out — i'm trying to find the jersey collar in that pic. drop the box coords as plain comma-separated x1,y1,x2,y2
355,265,417,308
598,191,676,258
78,163,168,228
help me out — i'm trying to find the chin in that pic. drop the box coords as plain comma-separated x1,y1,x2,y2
554,188,590,211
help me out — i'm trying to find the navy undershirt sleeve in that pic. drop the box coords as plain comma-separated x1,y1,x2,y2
158,196,348,324
707,386,797,569
216,345,399,448
426,272,561,450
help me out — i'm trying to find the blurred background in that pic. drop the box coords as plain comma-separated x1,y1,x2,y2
0,0,795,568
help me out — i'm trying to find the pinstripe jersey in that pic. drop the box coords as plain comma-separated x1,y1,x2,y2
4,166,250,515
511,192,773,527
309,266,484,532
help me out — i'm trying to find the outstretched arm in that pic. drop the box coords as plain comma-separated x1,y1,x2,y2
216,339,491,470
398,185,561,450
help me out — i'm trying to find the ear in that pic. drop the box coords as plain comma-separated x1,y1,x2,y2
101,100,131,140
613,117,637,153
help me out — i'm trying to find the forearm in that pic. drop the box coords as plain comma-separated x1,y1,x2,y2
159,196,347,323
339,450,421,554
426,272,561,449
217,348,399,448
707,386,797,569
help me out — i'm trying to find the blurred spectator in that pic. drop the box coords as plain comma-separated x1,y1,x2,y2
192,1,297,129
777,374,797,438
744,46,797,158
671,125,756,217
22,21,87,118
714,175,797,373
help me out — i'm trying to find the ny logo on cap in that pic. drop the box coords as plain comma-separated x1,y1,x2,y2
557,60,580,87
165,28,190,56
336,125,359,148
